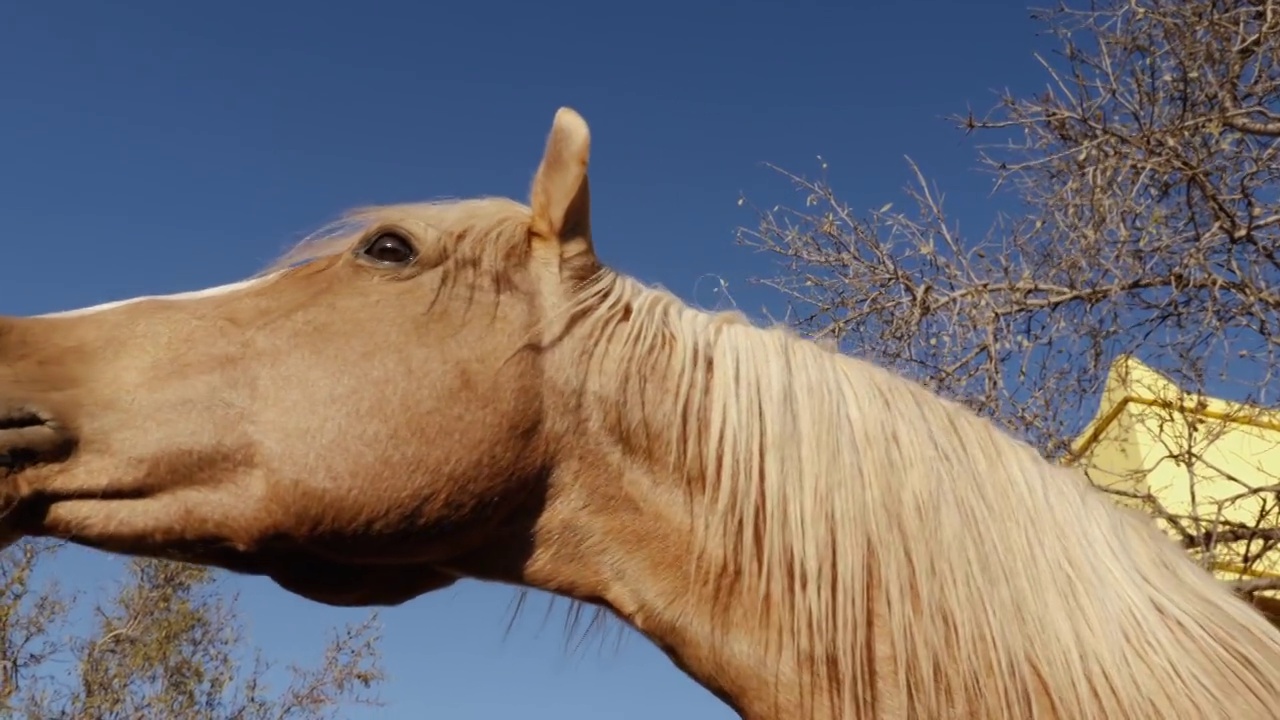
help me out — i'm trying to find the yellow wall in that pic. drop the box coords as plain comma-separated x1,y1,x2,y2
1069,355,1280,585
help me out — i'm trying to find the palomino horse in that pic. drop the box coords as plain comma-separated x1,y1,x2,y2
2,108,1279,719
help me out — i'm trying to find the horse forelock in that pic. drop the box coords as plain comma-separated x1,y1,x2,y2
566,271,1280,719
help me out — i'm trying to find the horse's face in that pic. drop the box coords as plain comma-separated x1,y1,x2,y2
0,108,597,598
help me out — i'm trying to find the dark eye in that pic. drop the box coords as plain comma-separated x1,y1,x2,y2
360,232,417,266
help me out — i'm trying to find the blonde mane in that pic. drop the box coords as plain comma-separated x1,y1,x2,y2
565,268,1280,718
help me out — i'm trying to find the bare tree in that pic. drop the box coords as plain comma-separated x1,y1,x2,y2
0,540,385,719
737,0,1280,607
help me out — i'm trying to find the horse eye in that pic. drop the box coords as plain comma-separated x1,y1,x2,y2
360,232,417,266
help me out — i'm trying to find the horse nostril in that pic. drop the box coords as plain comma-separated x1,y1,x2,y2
0,411,48,431
0,407,73,473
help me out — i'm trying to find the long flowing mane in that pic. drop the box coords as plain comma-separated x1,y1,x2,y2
566,267,1280,718
266,197,1280,718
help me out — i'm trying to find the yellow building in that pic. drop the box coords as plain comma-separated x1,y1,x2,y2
1069,354,1280,611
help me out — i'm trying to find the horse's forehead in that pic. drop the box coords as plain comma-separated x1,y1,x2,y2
28,201,538,342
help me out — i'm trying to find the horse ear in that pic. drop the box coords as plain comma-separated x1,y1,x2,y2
529,107,592,256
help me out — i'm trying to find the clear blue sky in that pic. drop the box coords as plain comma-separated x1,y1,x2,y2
0,1,1051,717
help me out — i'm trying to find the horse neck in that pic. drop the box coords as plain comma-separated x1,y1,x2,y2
520,273,1280,720
498,275,840,718
521,453,816,719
